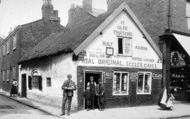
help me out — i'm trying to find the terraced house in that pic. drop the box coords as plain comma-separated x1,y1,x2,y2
0,0,66,94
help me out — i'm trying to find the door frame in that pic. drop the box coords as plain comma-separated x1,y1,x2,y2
21,73,27,97
83,70,103,108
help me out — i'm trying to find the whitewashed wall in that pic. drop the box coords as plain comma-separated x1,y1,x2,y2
79,11,162,69
19,53,78,110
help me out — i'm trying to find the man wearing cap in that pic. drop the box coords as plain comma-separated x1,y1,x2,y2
61,74,76,116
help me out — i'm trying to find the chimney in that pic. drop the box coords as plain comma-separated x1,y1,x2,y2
42,0,54,19
83,0,92,12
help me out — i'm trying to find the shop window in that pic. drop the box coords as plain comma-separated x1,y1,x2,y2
187,0,190,29
137,72,152,94
46,77,51,87
113,72,129,95
117,37,132,56
32,76,42,91
13,35,17,50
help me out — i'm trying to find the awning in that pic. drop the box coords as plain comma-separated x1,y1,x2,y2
173,33,190,56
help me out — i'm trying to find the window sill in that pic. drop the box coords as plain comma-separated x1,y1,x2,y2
112,93,129,96
136,93,151,95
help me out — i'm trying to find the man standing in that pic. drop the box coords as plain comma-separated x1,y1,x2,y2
61,74,76,116
87,76,96,109
95,79,105,110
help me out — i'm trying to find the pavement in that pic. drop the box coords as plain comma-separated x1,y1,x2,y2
0,89,190,119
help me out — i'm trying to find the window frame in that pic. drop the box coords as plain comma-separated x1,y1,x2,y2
112,71,130,96
12,35,17,50
136,72,152,95
46,77,52,87
6,40,10,54
117,37,132,57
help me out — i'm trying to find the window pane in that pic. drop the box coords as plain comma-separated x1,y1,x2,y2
113,73,120,94
124,38,132,56
144,73,151,93
118,38,123,54
137,73,143,93
121,73,128,92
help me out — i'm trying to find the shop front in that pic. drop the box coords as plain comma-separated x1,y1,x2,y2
160,31,190,101
73,6,163,109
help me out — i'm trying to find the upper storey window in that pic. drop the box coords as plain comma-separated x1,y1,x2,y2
13,35,17,50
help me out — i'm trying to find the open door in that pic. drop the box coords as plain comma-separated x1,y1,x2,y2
21,74,27,97
84,71,102,109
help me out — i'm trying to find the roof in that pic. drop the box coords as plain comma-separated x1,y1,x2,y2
20,2,163,63
173,33,190,57
19,12,111,62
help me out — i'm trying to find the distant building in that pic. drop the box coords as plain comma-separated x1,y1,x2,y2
0,0,67,93
19,2,162,111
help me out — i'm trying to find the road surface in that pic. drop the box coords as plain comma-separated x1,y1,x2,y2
0,95,62,119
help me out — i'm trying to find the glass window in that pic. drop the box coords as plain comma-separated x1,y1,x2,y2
137,72,152,94
32,76,42,90
12,67,16,79
7,70,10,81
113,72,129,95
13,35,17,50
2,71,5,81
118,37,132,56
6,41,10,54
46,77,51,87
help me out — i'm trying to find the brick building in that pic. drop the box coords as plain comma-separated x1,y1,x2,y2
0,0,67,93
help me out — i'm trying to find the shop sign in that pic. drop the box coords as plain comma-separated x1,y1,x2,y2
130,73,138,82
80,57,162,69
152,73,162,80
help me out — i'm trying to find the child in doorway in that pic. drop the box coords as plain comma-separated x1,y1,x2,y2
83,86,91,111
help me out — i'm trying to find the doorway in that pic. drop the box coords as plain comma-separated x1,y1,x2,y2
21,74,27,97
84,71,103,109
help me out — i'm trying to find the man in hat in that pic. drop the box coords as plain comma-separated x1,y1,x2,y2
95,79,105,110
61,74,76,116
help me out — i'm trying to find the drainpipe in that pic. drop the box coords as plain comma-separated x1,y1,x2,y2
168,0,172,32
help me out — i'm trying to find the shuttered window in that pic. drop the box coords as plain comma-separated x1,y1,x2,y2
117,37,132,56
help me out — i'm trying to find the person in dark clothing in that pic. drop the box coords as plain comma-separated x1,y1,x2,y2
87,76,96,109
61,74,76,116
83,86,91,110
95,80,105,111
10,79,18,97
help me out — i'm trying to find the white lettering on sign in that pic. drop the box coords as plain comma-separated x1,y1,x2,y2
79,58,162,69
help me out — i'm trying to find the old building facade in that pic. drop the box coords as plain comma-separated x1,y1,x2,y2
19,3,162,111
0,0,66,93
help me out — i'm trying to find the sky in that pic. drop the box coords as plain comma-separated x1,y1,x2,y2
0,0,107,38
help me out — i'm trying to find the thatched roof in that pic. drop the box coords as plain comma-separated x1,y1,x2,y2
19,12,112,63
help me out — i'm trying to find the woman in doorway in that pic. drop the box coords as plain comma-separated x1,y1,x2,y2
87,76,96,109
10,79,18,97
